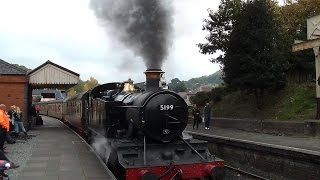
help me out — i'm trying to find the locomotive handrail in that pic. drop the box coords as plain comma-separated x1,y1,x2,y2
118,105,143,108
158,161,175,179
166,115,179,121
96,98,108,102
180,136,205,161
144,136,146,165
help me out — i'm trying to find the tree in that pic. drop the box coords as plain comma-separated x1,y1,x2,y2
72,80,85,94
83,77,99,91
199,0,287,108
168,78,187,92
190,92,209,107
279,0,320,80
281,0,320,41
67,88,77,97
208,87,226,102
66,77,99,97
226,0,287,108
197,0,243,63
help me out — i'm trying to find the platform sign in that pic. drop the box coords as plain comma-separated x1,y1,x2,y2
307,14,320,57
307,14,320,40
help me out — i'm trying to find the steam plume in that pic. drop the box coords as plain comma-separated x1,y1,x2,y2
90,0,173,69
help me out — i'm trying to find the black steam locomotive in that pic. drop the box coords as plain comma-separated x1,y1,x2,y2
36,69,225,180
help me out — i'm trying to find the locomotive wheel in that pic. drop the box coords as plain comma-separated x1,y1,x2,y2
141,171,159,180
199,178,209,180
209,166,225,180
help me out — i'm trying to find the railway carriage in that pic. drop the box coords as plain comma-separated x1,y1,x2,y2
36,99,64,119
63,92,88,136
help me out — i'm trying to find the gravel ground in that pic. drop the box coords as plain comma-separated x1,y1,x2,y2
4,131,40,180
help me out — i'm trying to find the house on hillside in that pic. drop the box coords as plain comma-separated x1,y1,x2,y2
185,85,215,105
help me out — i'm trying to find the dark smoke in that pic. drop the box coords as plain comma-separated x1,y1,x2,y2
90,0,174,69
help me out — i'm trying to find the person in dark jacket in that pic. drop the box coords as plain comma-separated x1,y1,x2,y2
29,104,37,129
6,106,15,132
203,102,211,130
192,105,201,129
5,106,15,144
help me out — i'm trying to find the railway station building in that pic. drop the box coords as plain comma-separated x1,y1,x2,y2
0,59,79,125
0,59,29,120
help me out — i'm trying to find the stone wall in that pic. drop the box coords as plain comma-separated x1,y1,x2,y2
211,117,320,136
206,138,320,180
188,116,320,136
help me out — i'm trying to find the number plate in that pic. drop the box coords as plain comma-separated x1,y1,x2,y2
160,105,174,111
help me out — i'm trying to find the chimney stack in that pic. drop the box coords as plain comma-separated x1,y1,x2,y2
144,69,164,90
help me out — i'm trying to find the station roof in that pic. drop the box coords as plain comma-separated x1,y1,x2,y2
0,59,28,75
28,60,80,89
28,60,79,77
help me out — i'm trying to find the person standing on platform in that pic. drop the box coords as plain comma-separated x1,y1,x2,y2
6,106,15,132
192,104,201,129
203,102,211,130
5,106,16,144
0,104,10,151
29,104,37,129
13,106,28,138
35,105,40,115
0,104,20,169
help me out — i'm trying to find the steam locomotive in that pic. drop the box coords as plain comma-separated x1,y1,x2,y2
35,69,225,180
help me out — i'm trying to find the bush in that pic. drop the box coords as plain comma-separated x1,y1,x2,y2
209,87,226,102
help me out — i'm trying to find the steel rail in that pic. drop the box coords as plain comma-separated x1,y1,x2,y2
225,165,269,180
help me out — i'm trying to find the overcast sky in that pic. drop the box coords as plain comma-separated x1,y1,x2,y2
0,0,222,83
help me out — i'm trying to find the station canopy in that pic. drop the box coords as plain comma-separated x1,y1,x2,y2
28,60,79,89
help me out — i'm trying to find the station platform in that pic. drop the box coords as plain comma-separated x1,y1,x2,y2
6,116,116,180
185,123,320,154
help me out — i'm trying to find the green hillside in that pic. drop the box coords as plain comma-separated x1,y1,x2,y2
184,70,223,90
212,84,316,121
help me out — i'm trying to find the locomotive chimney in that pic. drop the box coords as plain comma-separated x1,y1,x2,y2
144,69,164,90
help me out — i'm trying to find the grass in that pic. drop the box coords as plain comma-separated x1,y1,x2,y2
212,83,317,121
272,84,316,120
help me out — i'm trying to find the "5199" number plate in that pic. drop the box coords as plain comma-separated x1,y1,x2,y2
160,105,174,111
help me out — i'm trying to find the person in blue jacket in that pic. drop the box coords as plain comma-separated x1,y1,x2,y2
203,102,211,130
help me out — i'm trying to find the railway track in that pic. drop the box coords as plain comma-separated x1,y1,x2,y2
225,165,269,180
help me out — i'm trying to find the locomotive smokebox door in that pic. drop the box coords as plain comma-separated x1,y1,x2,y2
143,92,188,143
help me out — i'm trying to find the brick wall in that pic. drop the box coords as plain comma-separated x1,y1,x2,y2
0,75,29,124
